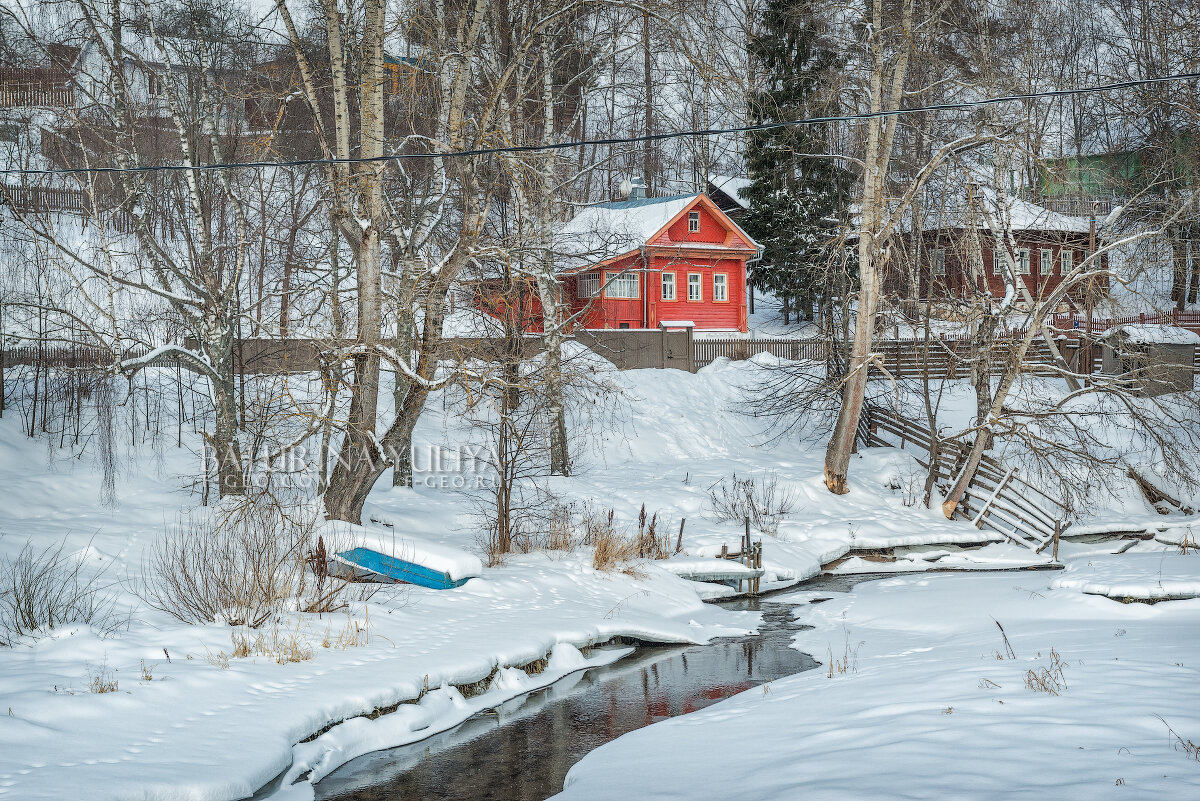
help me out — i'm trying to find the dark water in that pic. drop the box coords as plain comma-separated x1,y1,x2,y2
313,576,867,801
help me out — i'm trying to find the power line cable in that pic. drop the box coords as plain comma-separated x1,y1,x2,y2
1,71,1198,176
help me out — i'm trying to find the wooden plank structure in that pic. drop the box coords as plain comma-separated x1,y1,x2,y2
867,410,1071,553
715,518,765,595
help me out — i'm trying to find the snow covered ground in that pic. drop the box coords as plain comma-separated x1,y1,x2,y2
0,354,1194,800
557,541,1200,801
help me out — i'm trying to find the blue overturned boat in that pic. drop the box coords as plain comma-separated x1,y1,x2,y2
334,546,475,590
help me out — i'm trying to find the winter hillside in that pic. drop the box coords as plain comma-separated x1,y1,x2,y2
0,351,1198,800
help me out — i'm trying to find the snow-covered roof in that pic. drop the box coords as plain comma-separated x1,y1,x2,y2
908,186,1095,235
707,174,750,209
979,188,1093,234
557,194,698,267
1100,324,1200,346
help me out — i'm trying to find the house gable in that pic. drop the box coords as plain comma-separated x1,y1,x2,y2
645,195,758,252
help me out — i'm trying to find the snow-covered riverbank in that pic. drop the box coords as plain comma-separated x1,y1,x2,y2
557,544,1200,801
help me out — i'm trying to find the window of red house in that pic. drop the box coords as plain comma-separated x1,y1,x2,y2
687,273,702,301
1040,248,1053,276
605,272,638,299
713,273,728,301
577,273,599,298
1061,250,1074,273
661,272,676,300
1017,248,1031,275
688,211,700,232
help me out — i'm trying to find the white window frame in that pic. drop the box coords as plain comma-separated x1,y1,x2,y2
605,271,639,299
1061,250,1074,274
687,272,702,301
932,248,946,276
1040,248,1053,276
992,249,1003,276
688,210,700,233
1017,248,1031,276
577,273,599,298
713,273,728,302
661,271,676,301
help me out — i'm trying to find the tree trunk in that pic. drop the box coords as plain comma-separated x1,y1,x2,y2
822,0,910,494
536,274,570,475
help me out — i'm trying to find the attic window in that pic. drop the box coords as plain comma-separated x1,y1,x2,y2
688,211,700,232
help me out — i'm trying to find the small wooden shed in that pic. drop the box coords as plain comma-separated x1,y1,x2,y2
1100,324,1199,396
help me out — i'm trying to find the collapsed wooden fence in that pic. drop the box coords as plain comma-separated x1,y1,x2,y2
866,409,1071,552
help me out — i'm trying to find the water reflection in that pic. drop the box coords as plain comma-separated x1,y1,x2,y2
316,598,818,801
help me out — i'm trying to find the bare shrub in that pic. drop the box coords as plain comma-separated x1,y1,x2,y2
1024,648,1068,695
708,472,797,536
0,538,124,645
728,343,752,361
137,499,317,627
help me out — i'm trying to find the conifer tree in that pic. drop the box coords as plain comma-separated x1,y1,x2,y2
741,0,853,323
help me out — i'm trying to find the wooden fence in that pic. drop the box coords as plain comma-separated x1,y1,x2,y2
0,67,74,108
867,409,1071,550
0,185,137,233
694,337,828,367
694,335,1106,376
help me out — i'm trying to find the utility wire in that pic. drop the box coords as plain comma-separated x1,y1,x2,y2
1,71,1198,176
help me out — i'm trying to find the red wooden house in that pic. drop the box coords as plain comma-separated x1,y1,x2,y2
887,190,1107,305
552,192,760,332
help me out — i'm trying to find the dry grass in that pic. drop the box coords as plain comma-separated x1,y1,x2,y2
1178,528,1197,555
230,621,315,665
1155,715,1200,761
87,659,118,693
592,527,639,572
322,610,370,649
826,628,862,678
1024,648,1068,695
633,504,675,560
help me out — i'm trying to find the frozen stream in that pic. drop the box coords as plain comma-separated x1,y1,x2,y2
311,575,873,801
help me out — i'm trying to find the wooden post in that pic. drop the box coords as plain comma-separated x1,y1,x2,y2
1052,519,1061,562
675,518,685,554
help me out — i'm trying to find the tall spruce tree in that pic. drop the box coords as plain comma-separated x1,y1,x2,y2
741,0,853,323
